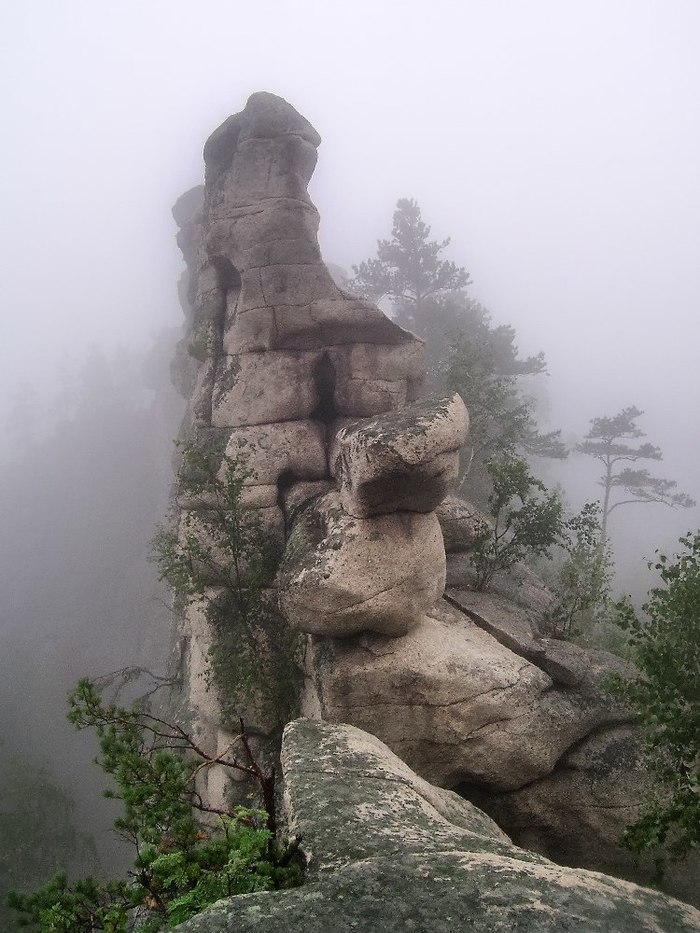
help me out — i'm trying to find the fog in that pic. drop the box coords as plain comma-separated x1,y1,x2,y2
1,0,699,903
3,1,698,556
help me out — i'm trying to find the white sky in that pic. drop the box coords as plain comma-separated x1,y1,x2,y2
1,0,698,582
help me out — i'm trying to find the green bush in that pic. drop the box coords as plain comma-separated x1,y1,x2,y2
151,440,304,731
543,502,614,640
469,455,564,590
7,679,303,931
608,532,700,868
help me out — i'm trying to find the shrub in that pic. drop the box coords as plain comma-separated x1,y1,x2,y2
7,679,302,931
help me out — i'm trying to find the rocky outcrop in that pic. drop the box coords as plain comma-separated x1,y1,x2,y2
279,492,445,637
171,92,697,906
308,598,632,791
334,393,468,517
174,720,700,933
170,91,430,808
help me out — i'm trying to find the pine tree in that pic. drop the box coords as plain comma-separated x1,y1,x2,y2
577,407,695,543
352,197,471,339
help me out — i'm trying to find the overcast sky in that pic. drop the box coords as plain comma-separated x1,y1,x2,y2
1,0,698,583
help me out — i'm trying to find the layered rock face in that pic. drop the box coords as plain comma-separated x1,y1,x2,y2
175,721,700,933
172,92,696,904
278,393,467,639
171,92,457,807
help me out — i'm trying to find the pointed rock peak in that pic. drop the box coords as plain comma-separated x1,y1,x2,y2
242,91,321,145
204,92,321,184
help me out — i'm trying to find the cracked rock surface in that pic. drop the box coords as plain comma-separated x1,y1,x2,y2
279,492,445,637
308,599,632,791
170,91,427,761
175,720,700,933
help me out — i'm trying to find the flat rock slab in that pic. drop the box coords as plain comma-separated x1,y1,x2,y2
445,588,624,688
175,720,700,933
224,297,420,353
335,393,468,517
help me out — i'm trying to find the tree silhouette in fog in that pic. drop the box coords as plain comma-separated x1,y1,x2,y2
577,406,695,544
0,331,182,909
353,199,566,504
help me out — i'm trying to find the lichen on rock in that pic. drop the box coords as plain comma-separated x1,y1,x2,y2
169,91,699,910
173,720,700,933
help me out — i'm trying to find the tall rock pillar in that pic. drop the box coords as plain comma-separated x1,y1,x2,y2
170,92,432,809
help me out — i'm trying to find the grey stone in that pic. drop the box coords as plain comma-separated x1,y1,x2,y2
211,352,320,427
436,495,490,553
238,484,278,508
446,551,557,615
333,373,410,417
445,589,623,688
471,723,700,906
223,298,421,354
278,492,445,637
223,420,327,486
174,720,700,933
335,393,469,517
309,599,632,791
327,416,355,477
280,479,334,525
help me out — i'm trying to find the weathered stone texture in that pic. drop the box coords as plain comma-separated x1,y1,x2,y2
335,393,468,517
211,351,320,427
171,92,428,773
279,492,445,637
223,420,327,486
174,721,700,933
437,494,490,552
169,92,700,912
309,600,631,791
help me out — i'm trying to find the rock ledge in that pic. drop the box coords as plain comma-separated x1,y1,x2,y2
175,720,700,932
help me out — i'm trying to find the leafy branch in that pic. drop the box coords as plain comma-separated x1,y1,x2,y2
151,441,303,731
469,455,564,591
608,532,700,869
7,680,303,932
543,502,614,640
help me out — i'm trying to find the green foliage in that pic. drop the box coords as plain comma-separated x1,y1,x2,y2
469,455,565,590
7,680,302,931
352,200,566,505
8,814,299,932
543,502,614,640
577,406,695,542
7,874,133,932
352,197,471,339
608,532,700,867
66,679,196,848
151,441,304,730
445,307,566,500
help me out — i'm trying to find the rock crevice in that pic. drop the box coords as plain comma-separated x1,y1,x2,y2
170,91,698,905
174,721,700,933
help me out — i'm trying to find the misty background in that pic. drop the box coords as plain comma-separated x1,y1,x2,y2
1,0,699,907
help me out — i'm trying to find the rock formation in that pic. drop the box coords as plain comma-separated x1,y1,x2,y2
174,720,700,933
170,90,440,807
171,91,697,906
